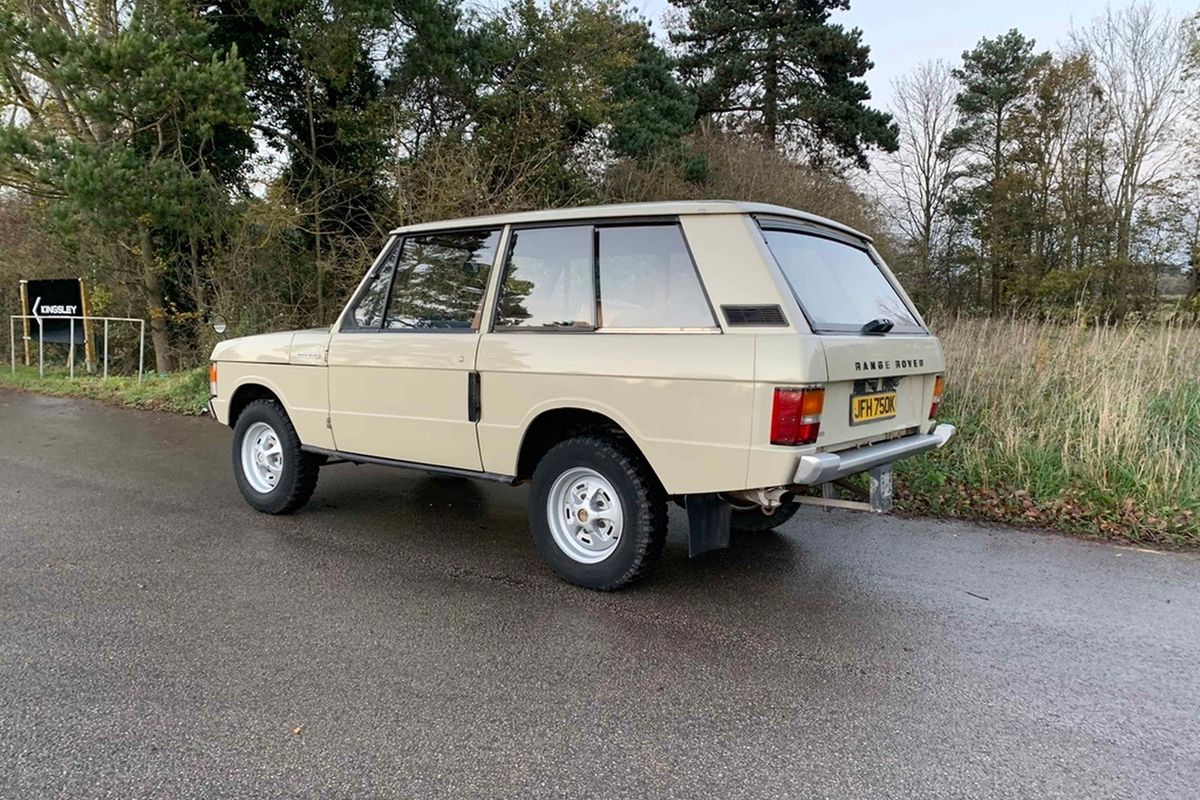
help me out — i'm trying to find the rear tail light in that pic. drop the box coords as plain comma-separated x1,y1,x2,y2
771,387,824,446
929,374,944,419
209,363,218,397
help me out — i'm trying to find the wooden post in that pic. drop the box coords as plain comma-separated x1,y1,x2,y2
18,280,30,367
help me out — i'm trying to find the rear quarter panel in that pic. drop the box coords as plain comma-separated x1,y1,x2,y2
476,333,757,495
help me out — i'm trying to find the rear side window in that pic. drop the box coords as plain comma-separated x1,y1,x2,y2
597,225,715,329
494,222,716,331
385,229,500,330
495,226,594,329
761,227,923,334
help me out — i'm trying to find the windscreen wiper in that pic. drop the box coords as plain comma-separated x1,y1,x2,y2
861,318,894,335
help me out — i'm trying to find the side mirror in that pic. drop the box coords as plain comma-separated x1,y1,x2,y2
211,314,228,339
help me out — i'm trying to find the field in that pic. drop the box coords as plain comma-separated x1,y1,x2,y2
897,318,1199,545
2,319,1196,545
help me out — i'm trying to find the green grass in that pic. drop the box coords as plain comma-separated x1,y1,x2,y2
892,318,1200,547
0,365,210,415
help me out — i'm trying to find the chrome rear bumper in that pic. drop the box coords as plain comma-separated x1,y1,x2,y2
794,423,956,485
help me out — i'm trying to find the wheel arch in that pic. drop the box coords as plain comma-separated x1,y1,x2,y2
227,380,286,428
514,406,661,489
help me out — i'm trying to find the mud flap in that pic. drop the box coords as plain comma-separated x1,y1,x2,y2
685,493,731,557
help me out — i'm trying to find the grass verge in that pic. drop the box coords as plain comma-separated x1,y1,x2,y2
894,317,1199,547
0,365,210,415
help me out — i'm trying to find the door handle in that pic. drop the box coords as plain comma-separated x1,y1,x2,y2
467,371,481,422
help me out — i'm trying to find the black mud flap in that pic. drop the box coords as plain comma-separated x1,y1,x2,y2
685,493,731,557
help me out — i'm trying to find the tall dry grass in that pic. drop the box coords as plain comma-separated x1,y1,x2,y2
909,317,1200,541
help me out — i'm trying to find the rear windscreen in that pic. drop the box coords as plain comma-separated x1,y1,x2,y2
761,227,923,334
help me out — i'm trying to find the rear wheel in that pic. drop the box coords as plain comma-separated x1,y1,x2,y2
530,435,667,590
232,399,321,514
730,501,801,533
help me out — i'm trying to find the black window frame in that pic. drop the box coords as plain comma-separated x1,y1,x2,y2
489,216,720,334
755,216,928,337
339,226,503,334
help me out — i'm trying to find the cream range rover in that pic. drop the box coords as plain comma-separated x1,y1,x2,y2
208,201,955,590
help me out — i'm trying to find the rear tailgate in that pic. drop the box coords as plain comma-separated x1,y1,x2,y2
818,334,943,449
755,215,944,450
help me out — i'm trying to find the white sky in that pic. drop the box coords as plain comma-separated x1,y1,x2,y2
632,0,1199,112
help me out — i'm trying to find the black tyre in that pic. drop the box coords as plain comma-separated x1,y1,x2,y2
231,399,321,514
730,501,801,532
529,435,667,590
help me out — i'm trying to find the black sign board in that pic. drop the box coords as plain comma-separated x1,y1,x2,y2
25,279,85,343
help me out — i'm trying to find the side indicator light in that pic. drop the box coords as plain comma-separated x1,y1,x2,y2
930,375,944,419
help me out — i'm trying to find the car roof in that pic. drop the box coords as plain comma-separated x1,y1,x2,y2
390,200,872,242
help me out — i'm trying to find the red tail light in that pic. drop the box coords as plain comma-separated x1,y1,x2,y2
929,374,944,419
771,387,824,446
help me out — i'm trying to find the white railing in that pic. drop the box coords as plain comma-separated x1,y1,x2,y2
9,315,146,383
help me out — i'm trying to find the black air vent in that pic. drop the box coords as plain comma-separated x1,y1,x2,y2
722,304,788,327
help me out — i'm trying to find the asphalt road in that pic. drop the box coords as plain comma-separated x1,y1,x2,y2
1,389,1198,799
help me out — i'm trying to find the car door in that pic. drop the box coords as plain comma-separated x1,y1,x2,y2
326,227,503,470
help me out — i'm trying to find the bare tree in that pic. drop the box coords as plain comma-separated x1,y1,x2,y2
1074,2,1195,285
884,60,961,297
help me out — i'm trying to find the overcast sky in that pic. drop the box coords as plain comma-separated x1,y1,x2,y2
631,0,1198,113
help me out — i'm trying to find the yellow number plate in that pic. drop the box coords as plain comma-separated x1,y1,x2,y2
850,391,897,425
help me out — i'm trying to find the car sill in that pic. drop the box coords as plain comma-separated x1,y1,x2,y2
301,445,516,484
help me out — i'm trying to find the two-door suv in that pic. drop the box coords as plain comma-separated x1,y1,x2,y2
209,201,955,589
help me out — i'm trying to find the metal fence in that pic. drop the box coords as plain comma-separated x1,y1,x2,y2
9,315,146,383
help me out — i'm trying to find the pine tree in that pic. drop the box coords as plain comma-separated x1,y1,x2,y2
669,0,897,168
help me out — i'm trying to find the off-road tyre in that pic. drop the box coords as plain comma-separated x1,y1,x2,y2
730,501,801,533
232,399,321,514
530,435,668,591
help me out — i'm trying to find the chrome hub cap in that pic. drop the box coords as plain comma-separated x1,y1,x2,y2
547,467,624,564
241,421,284,494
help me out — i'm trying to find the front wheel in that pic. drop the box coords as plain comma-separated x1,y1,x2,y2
232,399,321,514
529,435,667,590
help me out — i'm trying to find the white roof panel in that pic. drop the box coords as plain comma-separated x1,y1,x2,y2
390,200,872,242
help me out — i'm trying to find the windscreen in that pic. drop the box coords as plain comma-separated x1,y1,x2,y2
761,227,923,334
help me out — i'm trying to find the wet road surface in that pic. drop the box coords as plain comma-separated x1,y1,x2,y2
1,389,1198,799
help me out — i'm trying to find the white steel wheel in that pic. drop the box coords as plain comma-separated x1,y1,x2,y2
240,421,284,494
546,467,625,564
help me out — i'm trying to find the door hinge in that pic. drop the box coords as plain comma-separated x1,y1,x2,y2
325,415,332,429
467,371,481,423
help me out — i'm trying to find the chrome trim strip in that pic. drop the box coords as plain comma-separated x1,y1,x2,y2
793,423,956,485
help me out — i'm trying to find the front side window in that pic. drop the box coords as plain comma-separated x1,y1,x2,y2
597,225,715,329
385,229,500,331
761,227,923,334
495,226,594,329
350,240,401,329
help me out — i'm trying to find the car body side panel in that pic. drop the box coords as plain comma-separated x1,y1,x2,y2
210,361,335,450
476,332,756,494
679,214,807,330
326,332,483,470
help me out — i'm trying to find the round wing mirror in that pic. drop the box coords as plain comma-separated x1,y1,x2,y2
211,314,228,336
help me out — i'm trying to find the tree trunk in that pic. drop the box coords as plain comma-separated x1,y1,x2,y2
138,222,173,374
189,234,205,316
989,106,1003,315
763,36,778,145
